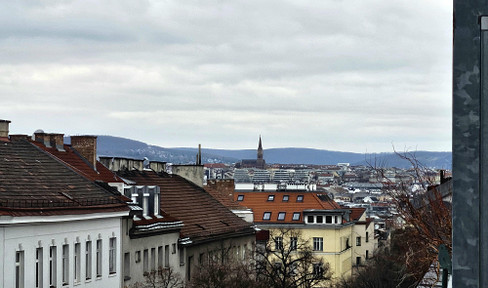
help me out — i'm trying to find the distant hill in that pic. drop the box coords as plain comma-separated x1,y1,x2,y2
72,135,452,169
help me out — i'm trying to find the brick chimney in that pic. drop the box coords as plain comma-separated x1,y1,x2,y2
71,136,97,169
34,131,51,147
49,134,65,151
0,120,10,140
9,134,30,142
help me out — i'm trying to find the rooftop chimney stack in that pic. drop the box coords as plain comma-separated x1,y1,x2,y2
49,134,65,151
71,136,97,169
34,131,51,147
0,120,11,138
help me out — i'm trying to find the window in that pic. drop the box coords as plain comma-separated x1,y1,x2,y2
165,245,170,267
316,215,323,223
292,212,300,221
179,248,185,266
313,237,323,251
86,241,92,280
297,195,304,202
356,257,361,266
277,212,286,221
74,243,81,283
290,237,298,251
335,215,339,223
109,237,116,274
36,248,43,288
135,251,141,263
151,248,156,271
356,237,361,246
267,195,275,201
124,253,130,280
325,216,333,223
366,232,369,243
172,243,176,254
158,246,163,269
143,193,149,217
307,215,314,223
16,251,24,288
49,246,57,287
263,212,271,220
62,244,69,285
237,195,244,201
96,239,102,277
282,195,289,202
275,237,283,250
366,250,369,260
143,249,149,272
313,263,324,278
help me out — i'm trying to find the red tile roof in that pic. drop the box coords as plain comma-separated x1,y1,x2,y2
117,170,254,244
0,140,129,216
348,207,366,221
235,191,341,224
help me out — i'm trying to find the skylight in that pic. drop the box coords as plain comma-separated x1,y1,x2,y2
297,195,304,202
263,212,271,220
267,195,275,201
237,195,244,201
278,212,286,221
292,212,300,221
282,195,289,202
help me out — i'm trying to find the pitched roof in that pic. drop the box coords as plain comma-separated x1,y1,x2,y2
235,191,341,223
116,170,254,244
31,141,123,183
348,207,366,222
0,140,129,216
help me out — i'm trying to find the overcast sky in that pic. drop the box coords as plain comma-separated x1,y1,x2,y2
0,0,452,152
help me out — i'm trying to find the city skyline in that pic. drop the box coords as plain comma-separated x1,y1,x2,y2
0,1,452,153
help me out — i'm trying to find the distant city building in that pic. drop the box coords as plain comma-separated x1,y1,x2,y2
236,136,266,169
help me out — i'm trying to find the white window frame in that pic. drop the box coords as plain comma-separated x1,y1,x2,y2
96,239,102,277
49,246,57,287
16,250,24,288
158,246,163,269
62,244,69,286
86,241,92,280
313,237,323,251
109,237,116,275
36,248,43,288
164,245,170,267
74,243,81,283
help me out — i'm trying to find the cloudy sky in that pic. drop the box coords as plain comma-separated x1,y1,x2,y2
1,0,452,152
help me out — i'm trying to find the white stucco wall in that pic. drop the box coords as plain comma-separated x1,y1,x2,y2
121,218,181,286
0,213,125,288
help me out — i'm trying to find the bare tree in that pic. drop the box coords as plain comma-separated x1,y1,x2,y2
366,150,452,287
129,267,184,288
256,228,332,288
187,244,262,288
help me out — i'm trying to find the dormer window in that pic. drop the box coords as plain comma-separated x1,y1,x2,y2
282,195,289,202
267,195,275,201
277,212,286,221
307,215,314,223
237,195,244,201
316,216,323,223
263,212,272,220
297,195,304,202
326,216,333,223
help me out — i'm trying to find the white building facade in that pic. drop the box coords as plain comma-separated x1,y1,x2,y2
0,213,127,288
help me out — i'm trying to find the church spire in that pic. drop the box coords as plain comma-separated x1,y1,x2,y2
257,135,263,160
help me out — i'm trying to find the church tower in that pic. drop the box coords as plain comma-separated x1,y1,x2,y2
257,135,263,160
